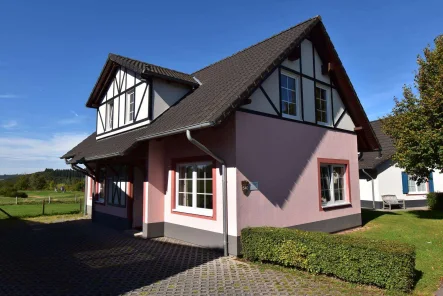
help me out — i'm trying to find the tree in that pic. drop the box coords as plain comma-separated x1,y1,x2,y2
15,175,30,190
382,35,443,183
30,173,46,190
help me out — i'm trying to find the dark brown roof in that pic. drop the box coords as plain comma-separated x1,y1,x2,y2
359,120,395,170
109,54,198,87
63,16,380,163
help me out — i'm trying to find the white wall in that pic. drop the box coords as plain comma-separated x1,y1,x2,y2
152,78,189,120
241,38,354,131
96,67,150,140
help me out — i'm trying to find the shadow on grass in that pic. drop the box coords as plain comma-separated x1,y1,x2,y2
361,209,398,226
412,269,424,291
407,210,443,220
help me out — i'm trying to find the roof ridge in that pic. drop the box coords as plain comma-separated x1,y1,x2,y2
108,53,194,77
192,15,321,76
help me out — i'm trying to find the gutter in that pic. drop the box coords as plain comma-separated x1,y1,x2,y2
361,169,376,210
186,130,229,256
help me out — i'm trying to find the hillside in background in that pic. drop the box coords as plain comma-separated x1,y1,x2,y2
0,174,22,181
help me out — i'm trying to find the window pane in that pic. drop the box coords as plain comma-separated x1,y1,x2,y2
178,165,193,179
320,166,331,204
205,180,212,194
197,180,205,194
288,103,296,116
197,194,205,208
186,194,192,207
205,195,212,209
408,177,416,192
282,101,288,114
315,87,321,98
178,193,185,206
280,74,287,88
417,182,426,192
197,164,212,179
289,90,296,103
321,89,326,100
287,77,295,90
281,89,288,102
333,166,345,201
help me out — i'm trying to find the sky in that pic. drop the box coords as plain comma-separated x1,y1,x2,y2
0,0,441,174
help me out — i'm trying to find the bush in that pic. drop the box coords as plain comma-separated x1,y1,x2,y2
0,188,28,198
427,192,443,211
241,227,415,292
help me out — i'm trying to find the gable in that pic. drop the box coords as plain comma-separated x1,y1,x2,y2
241,38,355,132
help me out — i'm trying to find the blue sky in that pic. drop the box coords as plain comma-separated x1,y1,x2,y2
0,0,441,174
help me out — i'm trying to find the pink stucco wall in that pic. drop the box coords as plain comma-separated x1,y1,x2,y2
145,140,166,224
235,111,361,232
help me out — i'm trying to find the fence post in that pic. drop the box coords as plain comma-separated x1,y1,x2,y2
49,196,51,204
79,198,82,213
75,195,77,203
42,199,45,215
16,196,17,205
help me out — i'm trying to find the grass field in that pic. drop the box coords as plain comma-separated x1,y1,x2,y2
0,204,81,219
0,190,84,205
349,209,443,295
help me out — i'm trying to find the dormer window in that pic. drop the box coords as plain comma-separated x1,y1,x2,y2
280,70,301,120
126,91,135,123
315,86,330,125
107,101,114,130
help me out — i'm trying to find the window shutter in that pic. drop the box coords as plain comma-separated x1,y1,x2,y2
429,172,435,193
401,172,409,194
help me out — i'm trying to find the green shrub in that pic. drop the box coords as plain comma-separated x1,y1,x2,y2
0,188,28,198
15,191,28,198
241,227,415,292
427,192,443,210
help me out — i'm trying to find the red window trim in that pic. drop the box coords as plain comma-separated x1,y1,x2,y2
170,156,217,220
317,158,351,211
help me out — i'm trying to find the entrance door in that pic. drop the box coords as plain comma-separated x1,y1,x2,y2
132,167,144,229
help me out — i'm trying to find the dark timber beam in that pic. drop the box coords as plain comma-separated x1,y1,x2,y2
287,46,301,61
321,62,333,75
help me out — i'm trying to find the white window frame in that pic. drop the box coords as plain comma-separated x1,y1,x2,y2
315,85,331,126
280,70,301,121
107,101,114,131
174,161,214,217
408,176,428,194
126,91,135,124
320,164,348,207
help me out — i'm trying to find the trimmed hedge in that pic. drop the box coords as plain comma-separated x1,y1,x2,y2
241,227,415,292
427,192,443,211
0,188,28,198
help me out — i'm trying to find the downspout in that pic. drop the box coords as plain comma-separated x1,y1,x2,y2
186,130,228,256
361,169,376,210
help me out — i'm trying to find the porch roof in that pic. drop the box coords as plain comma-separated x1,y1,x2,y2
359,120,395,170
63,15,381,164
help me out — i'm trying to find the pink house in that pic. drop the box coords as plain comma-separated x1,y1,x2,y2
63,16,380,256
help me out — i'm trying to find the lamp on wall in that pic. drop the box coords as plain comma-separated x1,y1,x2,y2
241,180,251,196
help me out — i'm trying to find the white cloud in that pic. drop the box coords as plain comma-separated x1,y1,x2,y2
71,110,79,117
0,94,20,99
1,120,17,129
0,132,88,174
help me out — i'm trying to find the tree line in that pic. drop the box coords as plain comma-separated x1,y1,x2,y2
0,169,85,197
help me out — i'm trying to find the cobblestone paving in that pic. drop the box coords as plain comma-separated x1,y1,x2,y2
0,219,382,295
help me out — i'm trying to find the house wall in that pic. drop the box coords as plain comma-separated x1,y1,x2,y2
241,39,354,131
142,118,239,254
235,111,361,233
359,160,443,208
152,78,190,120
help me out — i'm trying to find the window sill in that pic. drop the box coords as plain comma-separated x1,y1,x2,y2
282,114,302,121
172,208,214,219
322,202,351,210
406,192,428,196
316,121,331,127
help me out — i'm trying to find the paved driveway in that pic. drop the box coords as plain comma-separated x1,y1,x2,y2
0,218,382,295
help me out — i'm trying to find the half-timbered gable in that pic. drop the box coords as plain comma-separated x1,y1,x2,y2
242,39,354,132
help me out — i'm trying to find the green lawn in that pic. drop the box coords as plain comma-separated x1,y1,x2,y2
349,209,443,295
24,190,83,198
0,204,81,219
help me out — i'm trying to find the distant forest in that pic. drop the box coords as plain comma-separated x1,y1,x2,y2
0,169,85,192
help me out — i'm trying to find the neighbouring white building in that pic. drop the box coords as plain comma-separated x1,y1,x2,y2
359,120,443,209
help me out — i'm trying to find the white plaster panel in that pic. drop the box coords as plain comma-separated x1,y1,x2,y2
136,83,149,120
282,58,300,72
302,78,315,123
332,88,345,124
261,69,279,110
135,73,142,85
301,39,313,77
336,111,355,131
105,80,114,102
227,167,238,236
314,49,330,84
152,78,189,120
97,105,106,134
126,70,135,89
243,88,277,115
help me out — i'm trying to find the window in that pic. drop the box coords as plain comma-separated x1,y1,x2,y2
175,161,214,217
315,86,329,125
320,163,348,207
107,101,114,130
408,176,427,193
126,91,135,123
106,176,127,207
280,71,300,119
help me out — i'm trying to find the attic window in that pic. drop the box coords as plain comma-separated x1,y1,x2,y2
126,91,135,123
280,70,300,120
107,101,114,130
